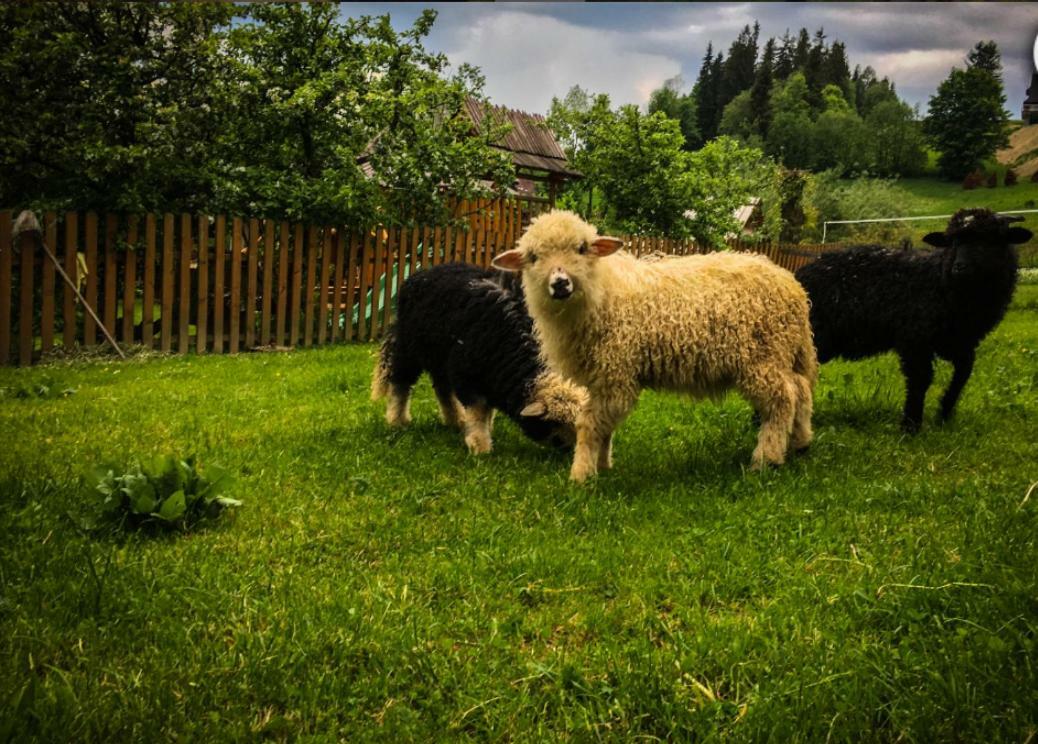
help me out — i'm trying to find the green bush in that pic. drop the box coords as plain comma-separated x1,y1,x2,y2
90,456,239,530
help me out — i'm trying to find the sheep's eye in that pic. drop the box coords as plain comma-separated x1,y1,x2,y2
578,242,588,255
527,253,537,264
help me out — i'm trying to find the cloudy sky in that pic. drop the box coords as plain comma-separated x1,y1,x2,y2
340,2,1038,116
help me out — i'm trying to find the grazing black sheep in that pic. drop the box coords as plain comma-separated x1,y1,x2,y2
371,263,587,453
796,208,1031,432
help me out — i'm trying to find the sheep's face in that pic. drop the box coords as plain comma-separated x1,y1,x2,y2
492,210,623,304
924,224,1032,278
517,372,589,449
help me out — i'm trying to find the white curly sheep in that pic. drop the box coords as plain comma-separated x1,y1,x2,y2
493,210,817,482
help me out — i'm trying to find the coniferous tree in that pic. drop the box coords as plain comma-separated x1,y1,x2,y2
722,22,759,110
793,28,811,70
775,30,796,79
750,38,776,137
824,40,852,98
966,40,1002,83
804,28,827,110
695,43,720,141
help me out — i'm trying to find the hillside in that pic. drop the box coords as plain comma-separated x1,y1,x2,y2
997,123,1038,177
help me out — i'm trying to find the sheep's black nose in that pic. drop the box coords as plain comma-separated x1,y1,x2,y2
550,277,573,299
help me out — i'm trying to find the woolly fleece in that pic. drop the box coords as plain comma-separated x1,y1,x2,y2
496,210,817,481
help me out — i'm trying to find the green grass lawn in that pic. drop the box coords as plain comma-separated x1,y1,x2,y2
2,284,1037,741
824,177,1038,266
894,177,1038,217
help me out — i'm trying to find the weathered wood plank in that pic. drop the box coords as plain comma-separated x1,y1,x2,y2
317,226,332,345
212,215,225,354
160,213,174,352
196,215,208,354
303,225,318,347
179,213,192,354
381,227,395,334
261,219,274,346
143,215,156,349
0,211,10,364
40,212,56,355
18,219,35,366
289,224,303,347
342,232,357,342
276,222,289,346
370,227,385,341
245,218,259,349
395,226,408,317
123,216,138,345
85,212,99,347
104,214,118,346
63,212,78,350
330,230,344,344
356,230,369,343
229,217,242,353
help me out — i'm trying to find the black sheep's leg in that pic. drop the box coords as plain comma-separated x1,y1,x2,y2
430,373,464,430
898,352,934,433
939,349,975,422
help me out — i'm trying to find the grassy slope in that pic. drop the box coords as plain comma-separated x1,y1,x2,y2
1,285,1037,742
830,177,1038,266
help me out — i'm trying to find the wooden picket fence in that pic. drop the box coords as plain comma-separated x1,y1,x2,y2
0,199,840,366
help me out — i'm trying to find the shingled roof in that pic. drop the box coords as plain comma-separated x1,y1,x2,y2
464,98,582,179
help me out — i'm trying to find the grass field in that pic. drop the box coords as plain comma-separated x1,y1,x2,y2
822,177,1038,266
1,283,1037,741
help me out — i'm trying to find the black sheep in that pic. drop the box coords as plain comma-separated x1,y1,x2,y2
371,263,587,453
796,208,1031,432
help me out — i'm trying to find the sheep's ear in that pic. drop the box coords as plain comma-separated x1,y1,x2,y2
1007,227,1033,244
520,401,547,418
492,249,524,272
922,232,950,248
590,236,623,257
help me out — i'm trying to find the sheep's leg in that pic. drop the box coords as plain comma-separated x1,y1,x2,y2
571,400,628,482
461,400,495,455
597,433,614,471
385,385,413,427
742,370,797,470
939,349,975,422
430,375,464,429
789,373,814,452
898,352,934,433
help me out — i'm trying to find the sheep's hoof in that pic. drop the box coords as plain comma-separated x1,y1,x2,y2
750,452,784,471
464,433,492,455
900,419,922,434
569,463,596,482
385,410,412,428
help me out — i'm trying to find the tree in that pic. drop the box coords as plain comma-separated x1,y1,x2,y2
647,77,700,150
804,28,828,110
966,40,1002,83
221,5,511,225
681,136,775,246
775,30,796,79
750,38,776,137
0,3,512,223
721,23,759,109
592,106,690,235
548,86,613,218
766,74,814,169
865,100,927,177
925,56,1010,180
718,90,758,144
0,2,237,212
694,43,720,142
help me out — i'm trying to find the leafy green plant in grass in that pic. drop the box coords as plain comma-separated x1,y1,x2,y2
89,456,239,530
1,375,76,399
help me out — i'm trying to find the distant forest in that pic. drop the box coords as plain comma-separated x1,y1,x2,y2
647,25,928,177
